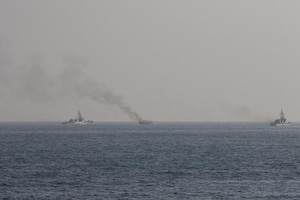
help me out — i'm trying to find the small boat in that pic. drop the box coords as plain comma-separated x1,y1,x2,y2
270,109,290,126
62,111,93,125
138,117,152,124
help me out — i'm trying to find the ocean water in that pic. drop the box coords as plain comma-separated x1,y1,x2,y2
1,122,300,199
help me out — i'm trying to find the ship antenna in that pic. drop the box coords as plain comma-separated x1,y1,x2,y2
77,110,84,121
280,109,285,120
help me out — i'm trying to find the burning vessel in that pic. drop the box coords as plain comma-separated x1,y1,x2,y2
270,109,290,126
138,117,152,124
62,111,93,125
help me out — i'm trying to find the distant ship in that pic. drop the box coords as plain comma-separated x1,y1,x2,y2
62,111,93,125
270,109,290,126
138,117,152,124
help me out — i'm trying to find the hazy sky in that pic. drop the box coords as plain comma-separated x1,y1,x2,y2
1,0,300,121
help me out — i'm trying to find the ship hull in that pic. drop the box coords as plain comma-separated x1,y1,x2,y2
270,122,290,126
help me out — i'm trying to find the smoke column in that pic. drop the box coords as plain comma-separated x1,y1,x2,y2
73,78,142,121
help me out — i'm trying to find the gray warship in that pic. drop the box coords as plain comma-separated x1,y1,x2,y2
62,111,93,125
270,109,290,126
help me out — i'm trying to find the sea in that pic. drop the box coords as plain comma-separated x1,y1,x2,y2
1,122,300,200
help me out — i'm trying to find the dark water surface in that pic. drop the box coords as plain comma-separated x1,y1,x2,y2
1,122,300,199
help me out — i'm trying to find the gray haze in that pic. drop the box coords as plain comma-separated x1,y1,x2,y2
1,1,300,121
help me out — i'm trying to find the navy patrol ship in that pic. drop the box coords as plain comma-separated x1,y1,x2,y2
62,111,93,125
270,109,290,126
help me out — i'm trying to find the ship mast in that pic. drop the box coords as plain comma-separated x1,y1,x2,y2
77,111,84,122
280,109,285,120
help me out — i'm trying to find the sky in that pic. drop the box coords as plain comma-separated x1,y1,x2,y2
0,0,300,122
